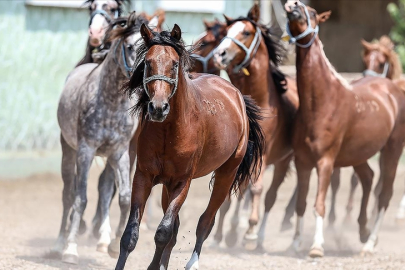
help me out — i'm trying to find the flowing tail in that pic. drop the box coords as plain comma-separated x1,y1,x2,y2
230,96,265,196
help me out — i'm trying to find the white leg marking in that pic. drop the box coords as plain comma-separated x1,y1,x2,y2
396,194,405,220
257,212,269,246
362,208,385,254
185,251,199,270
311,210,324,251
292,216,304,251
64,243,78,256
97,216,111,245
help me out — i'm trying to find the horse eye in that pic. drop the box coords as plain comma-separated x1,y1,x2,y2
127,44,134,51
111,8,116,13
243,31,250,37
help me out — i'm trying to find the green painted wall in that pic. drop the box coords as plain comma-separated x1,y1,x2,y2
0,1,253,151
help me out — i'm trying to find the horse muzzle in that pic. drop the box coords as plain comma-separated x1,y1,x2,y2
148,101,170,122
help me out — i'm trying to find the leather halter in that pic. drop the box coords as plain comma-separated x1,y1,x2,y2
89,9,118,26
286,2,319,48
221,26,262,73
143,63,179,99
363,62,390,78
113,40,133,78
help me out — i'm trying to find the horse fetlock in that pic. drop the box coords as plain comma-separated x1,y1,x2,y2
185,252,199,270
62,243,79,264
154,224,173,248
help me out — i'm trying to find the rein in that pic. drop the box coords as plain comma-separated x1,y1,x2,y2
113,40,132,78
143,63,179,99
222,27,262,73
363,62,390,78
286,2,319,48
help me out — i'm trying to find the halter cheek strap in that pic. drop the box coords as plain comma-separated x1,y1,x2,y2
113,40,133,78
286,2,319,48
143,64,179,99
363,62,390,78
191,50,216,73
222,27,262,73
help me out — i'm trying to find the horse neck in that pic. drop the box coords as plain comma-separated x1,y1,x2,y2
97,41,128,102
296,38,349,114
230,40,274,108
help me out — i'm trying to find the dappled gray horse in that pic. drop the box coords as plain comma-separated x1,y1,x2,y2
52,13,152,264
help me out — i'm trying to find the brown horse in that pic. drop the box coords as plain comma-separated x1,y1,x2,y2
212,4,299,249
285,1,405,257
114,24,265,270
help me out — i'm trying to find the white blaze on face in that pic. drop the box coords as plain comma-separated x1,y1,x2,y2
216,21,246,52
89,0,110,41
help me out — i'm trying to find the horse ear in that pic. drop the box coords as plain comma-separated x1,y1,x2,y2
361,39,374,52
317,11,331,23
141,23,154,44
203,19,211,30
247,3,260,22
127,11,137,27
223,14,233,25
171,24,182,41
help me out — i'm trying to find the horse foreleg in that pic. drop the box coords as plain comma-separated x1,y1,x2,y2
93,163,116,253
257,156,291,250
148,180,191,270
51,135,76,258
115,169,152,270
62,142,95,264
309,158,334,258
281,185,297,231
396,192,405,224
186,167,237,270
107,151,132,259
353,163,373,243
328,168,341,228
344,172,359,224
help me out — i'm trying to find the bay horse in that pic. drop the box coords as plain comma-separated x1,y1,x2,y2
115,23,265,270
53,13,152,264
285,1,405,257
212,4,299,249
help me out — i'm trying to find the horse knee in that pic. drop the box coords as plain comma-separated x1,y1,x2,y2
119,193,131,209
154,224,173,248
73,197,87,214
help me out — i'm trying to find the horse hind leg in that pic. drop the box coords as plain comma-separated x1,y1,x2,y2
395,192,405,224
344,172,359,224
106,151,131,259
93,163,116,253
327,168,340,228
257,156,291,250
224,192,243,248
352,163,374,243
281,185,297,231
362,139,404,255
210,196,231,247
51,135,76,258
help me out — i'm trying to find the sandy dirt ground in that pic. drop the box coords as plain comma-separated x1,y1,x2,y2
1,158,405,270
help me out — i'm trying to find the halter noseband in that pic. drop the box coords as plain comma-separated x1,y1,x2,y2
222,26,262,73
143,63,179,99
113,40,133,78
363,62,390,78
89,9,118,26
286,2,319,48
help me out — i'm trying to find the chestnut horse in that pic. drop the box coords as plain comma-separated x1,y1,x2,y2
286,1,405,257
115,24,265,270
212,4,299,249
54,13,154,264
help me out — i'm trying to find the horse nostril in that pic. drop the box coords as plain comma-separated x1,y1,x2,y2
220,50,226,57
148,102,155,113
162,103,169,112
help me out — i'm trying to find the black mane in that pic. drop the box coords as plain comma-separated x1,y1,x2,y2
226,17,288,93
123,28,196,118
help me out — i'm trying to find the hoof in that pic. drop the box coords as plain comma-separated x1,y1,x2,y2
242,235,257,251
309,246,324,258
96,243,109,253
62,253,79,265
108,238,120,259
360,246,374,257
280,220,293,232
359,229,370,244
225,230,238,248
78,220,87,236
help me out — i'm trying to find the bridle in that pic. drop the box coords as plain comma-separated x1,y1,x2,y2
221,26,262,73
286,1,319,48
363,62,390,78
143,62,179,99
113,39,133,78
89,9,119,26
